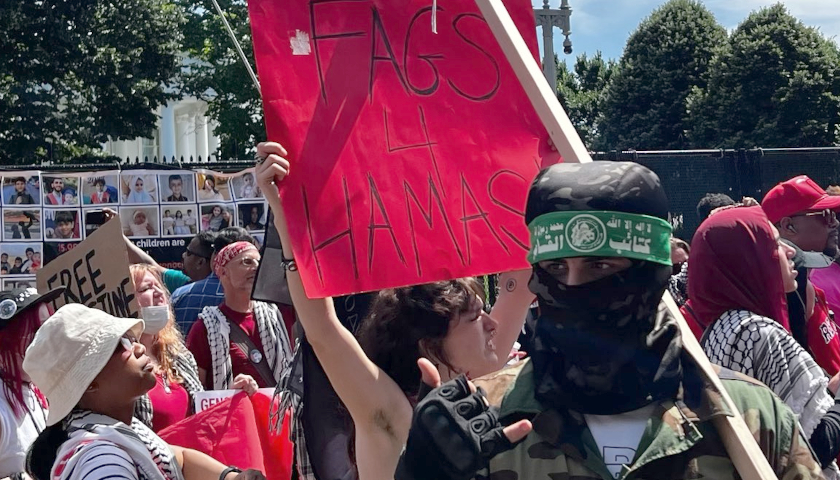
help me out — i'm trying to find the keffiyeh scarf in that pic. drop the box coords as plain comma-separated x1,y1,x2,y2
668,261,689,307
272,338,316,480
702,309,833,437
53,410,183,480
200,301,291,390
134,346,204,428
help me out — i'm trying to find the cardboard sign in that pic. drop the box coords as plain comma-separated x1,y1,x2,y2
249,0,559,297
36,218,138,317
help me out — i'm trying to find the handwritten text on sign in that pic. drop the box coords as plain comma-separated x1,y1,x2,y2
249,0,559,297
37,218,138,317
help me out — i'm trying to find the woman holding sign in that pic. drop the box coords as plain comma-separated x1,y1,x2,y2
255,142,535,480
130,264,259,432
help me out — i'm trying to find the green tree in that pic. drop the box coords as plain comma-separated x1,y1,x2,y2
686,5,840,148
598,0,726,151
178,0,263,160
556,52,617,149
0,0,184,164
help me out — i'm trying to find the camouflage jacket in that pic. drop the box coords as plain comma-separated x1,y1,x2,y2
473,359,824,480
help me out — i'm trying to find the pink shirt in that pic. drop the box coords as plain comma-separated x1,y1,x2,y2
147,374,190,432
810,263,840,316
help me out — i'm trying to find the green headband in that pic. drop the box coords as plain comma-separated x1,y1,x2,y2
527,211,673,266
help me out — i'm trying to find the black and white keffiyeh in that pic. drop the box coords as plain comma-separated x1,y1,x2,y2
55,410,184,480
702,309,833,437
668,261,689,306
200,301,291,390
134,346,204,428
271,338,316,480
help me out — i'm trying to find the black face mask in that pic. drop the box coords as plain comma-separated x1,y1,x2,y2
529,261,683,415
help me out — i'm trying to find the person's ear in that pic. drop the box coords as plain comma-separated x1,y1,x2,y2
780,217,796,234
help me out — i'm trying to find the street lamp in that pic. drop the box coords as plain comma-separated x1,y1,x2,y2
535,0,573,91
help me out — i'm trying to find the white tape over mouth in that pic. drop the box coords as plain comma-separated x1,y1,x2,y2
290,29,311,55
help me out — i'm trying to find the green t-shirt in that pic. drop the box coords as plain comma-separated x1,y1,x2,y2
163,268,191,293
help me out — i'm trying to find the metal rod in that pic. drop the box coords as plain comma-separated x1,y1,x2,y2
209,0,262,95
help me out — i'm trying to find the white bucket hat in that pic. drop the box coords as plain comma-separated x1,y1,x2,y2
23,304,144,426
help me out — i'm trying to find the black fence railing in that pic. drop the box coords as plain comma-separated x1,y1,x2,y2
593,147,840,241
8,147,840,243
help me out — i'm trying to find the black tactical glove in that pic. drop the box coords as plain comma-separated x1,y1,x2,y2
395,375,515,480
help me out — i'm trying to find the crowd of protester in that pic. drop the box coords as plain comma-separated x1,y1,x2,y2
3,145,840,480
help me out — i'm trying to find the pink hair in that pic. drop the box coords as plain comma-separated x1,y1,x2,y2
0,306,48,418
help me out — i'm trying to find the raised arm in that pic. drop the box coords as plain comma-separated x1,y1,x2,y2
101,208,162,269
489,269,534,370
255,142,412,431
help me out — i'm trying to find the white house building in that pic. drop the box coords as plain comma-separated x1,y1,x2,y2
102,96,220,163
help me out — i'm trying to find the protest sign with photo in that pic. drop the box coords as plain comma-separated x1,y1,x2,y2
196,173,232,202
43,209,81,241
36,219,139,317
160,172,197,203
2,209,42,242
42,175,80,206
81,173,120,205
200,203,235,233
120,172,159,204
1,174,41,206
0,167,266,289
249,0,559,297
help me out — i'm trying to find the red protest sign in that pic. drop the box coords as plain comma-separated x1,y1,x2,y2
249,0,559,297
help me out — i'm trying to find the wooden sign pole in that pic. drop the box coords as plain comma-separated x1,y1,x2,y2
473,1,777,478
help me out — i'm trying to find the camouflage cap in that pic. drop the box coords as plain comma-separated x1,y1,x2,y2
525,162,672,265
525,162,670,224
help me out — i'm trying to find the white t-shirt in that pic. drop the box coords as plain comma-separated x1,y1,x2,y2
583,403,656,479
0,384,48,477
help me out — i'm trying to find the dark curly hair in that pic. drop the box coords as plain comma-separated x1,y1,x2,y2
356,278,484,398
696,193,735,222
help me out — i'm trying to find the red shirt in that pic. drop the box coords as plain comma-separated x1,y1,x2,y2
147,374,189,432
807,287,840,377
186,303,269,390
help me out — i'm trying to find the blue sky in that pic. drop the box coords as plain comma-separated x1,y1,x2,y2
533,0,840,63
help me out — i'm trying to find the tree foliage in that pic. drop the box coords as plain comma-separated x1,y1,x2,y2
178,0,263,160
0,0,184,164
598,0,726,151
556,52,617,149
686,5,840,148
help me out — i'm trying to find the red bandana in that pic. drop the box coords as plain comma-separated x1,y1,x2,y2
213,241,257,276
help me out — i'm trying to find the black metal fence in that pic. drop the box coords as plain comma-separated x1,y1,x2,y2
10,147,840,243
593,147,840,241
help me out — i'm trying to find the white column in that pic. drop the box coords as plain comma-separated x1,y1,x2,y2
160,103,176,162
175,113,189,161
133,139,143,161
185,111,198,162
195,107,209,162
114,140,128,162
208,120,220,161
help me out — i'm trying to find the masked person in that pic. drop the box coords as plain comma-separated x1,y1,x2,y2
394,162,824,480
129,264,258,432
0,287,63,479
